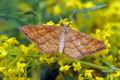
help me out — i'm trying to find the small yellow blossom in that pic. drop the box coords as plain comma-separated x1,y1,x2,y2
53,5,61,15
92,28,111,57
95,77,104,80
65,0,83,9
39,56,45,63
28,43,39,53
107,71,120,80
105,1,120,17
72,61,81,71
59,65,71,72
58,59,64,66
0,35,8,41
0,67,5,72
45,57,55,64
59,18,72,26
84,1,95,8
105,55,113,62
17,62,26,73
118,50,120,54
2,42,9,48
56,74,64,80
84,70,94,78
18,2,32,13
0,47,4,52
46,21,55,25
39,55,55,64
78,74,84,80
19,45,29,54
7,68,15,75
112,71,120,78
6,38,19,45
93,59,100,64
0,48,7,59
0,50,7,58
14,77,31,80
66,1,75,8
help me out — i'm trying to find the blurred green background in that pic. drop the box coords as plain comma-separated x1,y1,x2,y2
0,0,116,38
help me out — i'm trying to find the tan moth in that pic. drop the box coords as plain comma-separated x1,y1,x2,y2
20,24,106,59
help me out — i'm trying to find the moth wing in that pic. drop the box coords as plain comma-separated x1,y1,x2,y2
64,28,106,59
20,25,62,53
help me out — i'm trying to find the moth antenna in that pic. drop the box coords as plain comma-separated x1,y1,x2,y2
68,4,107,21
68,10,77,21
58,15,63,21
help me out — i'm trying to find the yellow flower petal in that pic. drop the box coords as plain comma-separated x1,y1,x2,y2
60,65,71,72
53,5,61,15
95,77,104,80
84,2,95,8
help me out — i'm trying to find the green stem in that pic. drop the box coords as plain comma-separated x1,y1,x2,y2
95,56,120,71
32,59,40,80
96,56,112,68
5,57,20,70
32,65,40,80
80,60,110,71
61,72,66,80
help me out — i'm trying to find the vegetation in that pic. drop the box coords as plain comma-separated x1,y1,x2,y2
0,0,120,80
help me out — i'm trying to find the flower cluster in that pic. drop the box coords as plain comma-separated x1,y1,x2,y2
45,0,96,15
0,35,40,80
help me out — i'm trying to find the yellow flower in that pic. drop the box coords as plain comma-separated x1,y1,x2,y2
56,74,64,80
59,65,71,72
0,67,5,72
59,18,72,26
19,45,29,54
92,27,111,57
0,50,7,58
14,77,31,80
105,55,113,62
18,2,32,13
45,57,55,64
93,59,100,64
17,62,26,73
53,5,61,15
39,55,55,64
7,68,15,75
108,71,120,79
84,70,94,78
109,1,120,15
0,35,8,41
58,59,64,66
6,38,19,45
119,50,120,54
28,43,39,53
93,24,112,50
72,61,81,71
65,0,83,9
84,1,95,8
0,47,7,59
113,71,120,78
78,74,84,80
66,0,75,8
46,21,55,25
39,56,45,63
2,42,9,48
95,77,104,80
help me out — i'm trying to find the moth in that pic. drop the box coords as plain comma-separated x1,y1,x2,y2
20,24,106,59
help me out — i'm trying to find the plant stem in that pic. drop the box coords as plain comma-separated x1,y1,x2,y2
61,72,66,80
32,59,40,80
80,60,110,71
